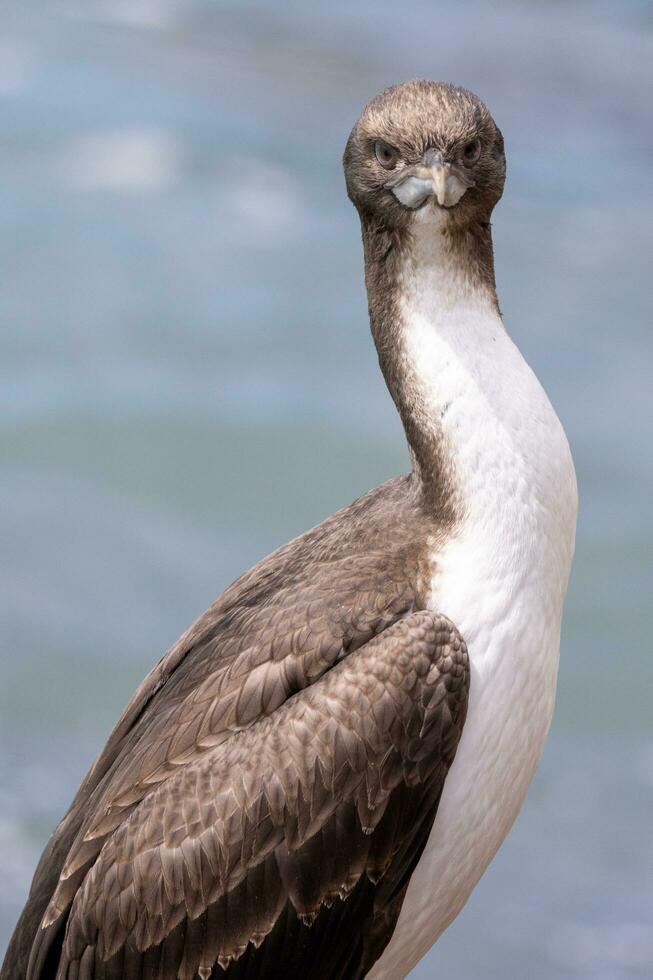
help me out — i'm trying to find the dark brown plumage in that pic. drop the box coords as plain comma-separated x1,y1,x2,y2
56,612,467,979
4,484,468,980
1,79,511,979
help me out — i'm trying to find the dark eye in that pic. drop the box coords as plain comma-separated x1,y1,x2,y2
374,139,399,170
462,138,482,165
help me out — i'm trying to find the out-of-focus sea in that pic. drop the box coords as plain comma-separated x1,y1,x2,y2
1,2,651,977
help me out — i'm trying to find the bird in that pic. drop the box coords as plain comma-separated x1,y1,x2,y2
2,79,577,980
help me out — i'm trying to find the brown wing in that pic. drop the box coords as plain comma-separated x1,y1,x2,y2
9,529,421,980
43,552,416,909
49,611,469,980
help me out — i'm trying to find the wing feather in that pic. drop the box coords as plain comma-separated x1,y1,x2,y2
52,611,468,979
3,481,461,980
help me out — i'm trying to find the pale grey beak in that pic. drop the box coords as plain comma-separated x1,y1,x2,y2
389,159,470,210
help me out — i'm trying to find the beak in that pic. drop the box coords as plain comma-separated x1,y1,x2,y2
430,163,450,207
388,151,471,210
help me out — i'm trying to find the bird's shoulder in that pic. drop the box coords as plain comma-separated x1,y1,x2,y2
108,473,428,768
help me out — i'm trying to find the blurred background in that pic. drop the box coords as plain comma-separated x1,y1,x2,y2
1,1,651,977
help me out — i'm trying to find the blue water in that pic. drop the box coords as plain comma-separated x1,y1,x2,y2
1,2,652,976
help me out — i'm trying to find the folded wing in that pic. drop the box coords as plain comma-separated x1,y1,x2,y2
41,610,468,979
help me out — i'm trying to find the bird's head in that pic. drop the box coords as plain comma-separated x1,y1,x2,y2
344,80,505,230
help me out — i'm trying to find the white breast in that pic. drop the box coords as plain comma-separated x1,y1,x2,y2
370,214,578,978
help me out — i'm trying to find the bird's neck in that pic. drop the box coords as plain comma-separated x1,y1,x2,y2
362,209,500,520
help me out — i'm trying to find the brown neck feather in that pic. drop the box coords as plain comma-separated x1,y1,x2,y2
360,213,498,524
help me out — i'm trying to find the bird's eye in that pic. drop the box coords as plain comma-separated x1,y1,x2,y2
462,138,482,165
374,140,399,170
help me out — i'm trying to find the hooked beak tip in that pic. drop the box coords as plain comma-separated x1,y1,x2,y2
430,165,448,207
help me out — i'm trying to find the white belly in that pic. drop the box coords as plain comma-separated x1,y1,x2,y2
370,532,568,979
369,217,578,977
